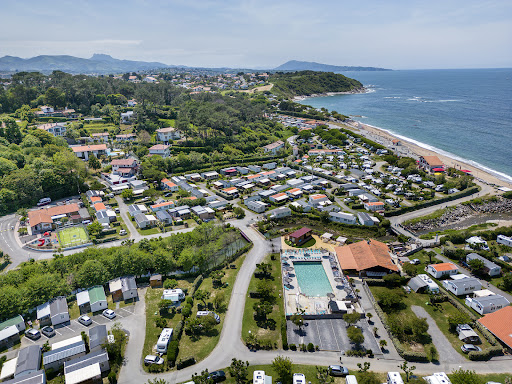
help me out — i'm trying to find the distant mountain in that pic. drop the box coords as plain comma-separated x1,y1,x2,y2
274,60,390,72
0,54,170,74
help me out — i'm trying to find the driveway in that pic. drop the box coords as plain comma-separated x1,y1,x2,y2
411,305,465,364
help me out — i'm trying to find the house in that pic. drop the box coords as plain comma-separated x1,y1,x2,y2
3,371,46,384
14,345,42,378
465,293,510,315
76,286,107,314
155,210,173,224
0,315,25,334
0,326,20,349
91,132,109,143
220,167,238,177
408,274,439,293
36,296,69,326
93,202,106,212
115,133,136,142
308,194,329,206
191,206,215,221
64,350,110,384
262,162,276,170
335,239,399,276
286,188,303,199
43,341,86,371
169,206,191,219
185,173,203,182
442,276,482,296
269,193,288,204
202,171,219,180
71,144,107,161
268,207,292,220
466,253,501,276
222,187,239,199
27,203,81,235
150,274,163,288
364,201,385,212
150,200,175,212
88,325,108,353
148,144,171,158
156,127,181,143
134,213,157,228
262,140,285,154
426,263,459,279
161,178,179,192
108,276,138,302
478,306,512,350
111,158,138,173
236,166,250,175
497,234,512,247
246,200,267,213
95,210,116,225
419,155,444,173
329,212,357,225
357,212,374,226
248,164,261,173
128,204,148,217
37,122,66,137
120,111,134,123
287,227,312,246
456,324,481,344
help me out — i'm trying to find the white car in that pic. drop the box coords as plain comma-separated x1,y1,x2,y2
144,355,164,365
102,309,116,319
78,315,92,326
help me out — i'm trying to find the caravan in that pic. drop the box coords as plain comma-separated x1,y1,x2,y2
196,311,220,323
387,372,404,384
345,376,358,384
162,289,185,302
253,371,266,384
156,328,173,353
293,374,305,384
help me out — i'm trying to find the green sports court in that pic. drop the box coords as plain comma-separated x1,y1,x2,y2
57,226,90,248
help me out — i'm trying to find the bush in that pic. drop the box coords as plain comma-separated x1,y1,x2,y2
281,321,288,349
175,320,184,340
289,344,297,351
181,304,192,318
163,279,178,289
167,340,179,366
307,342,315,352
108,371,117,384
468,346,502,361
177,356,196,370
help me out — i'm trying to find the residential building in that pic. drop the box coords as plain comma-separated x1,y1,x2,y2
76,286,107,314
108,276,138,302
111,158,138,173
155,210,173,224
27,204,81,235
442,277,482,296
71,144,107,161
168,206,191,219
0,326,20,349
120,111,134,123
268,207,292,219
247,164,261,173
262,140,285,154
364,201,385,212
14,345,42,378
335,239,399,276
156,127,181,143
43,341,86,371
202,171,219,180
465,293,510,315
497,234,512,247
286,188,303,199
329,212,357,225
37,122,66,137
161,178,179,192
0,315,25,334
3,371,45,384
478,306,512,350
246,200,267,213
134,213,157,228
408,274,439,293
466,253,501,276
115,133,136,142
150,200,175,212
426,263,459,279
262,162,276,170
91,132,109,143
269,193,288,204
308,194,329,206
88,325,108,352
220,167,238,177
128,204,148,217
287,227,312,246
64,350,110,384
148,144,171,158
419,155,444,173
357,212,374,226
36,296,69,326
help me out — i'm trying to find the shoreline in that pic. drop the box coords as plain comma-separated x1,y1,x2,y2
293,87,368,102
337,119,512,189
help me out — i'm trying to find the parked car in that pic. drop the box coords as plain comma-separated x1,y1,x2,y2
78,315,93,326
144,355,164,365
115,208,120,213
208,371,226,382
328,365,349,376
41,326,56,338
102,309,116,319
461,344,482,353
119,229,127,236
25,329,41,340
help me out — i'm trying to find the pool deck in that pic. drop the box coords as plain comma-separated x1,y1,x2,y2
281,245,360,317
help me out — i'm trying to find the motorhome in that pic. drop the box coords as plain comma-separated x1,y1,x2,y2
156,328,173,353
387,372,404,384
293,373,305,384
196,311,220,323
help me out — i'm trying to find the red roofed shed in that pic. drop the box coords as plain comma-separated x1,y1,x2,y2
287,227,312,246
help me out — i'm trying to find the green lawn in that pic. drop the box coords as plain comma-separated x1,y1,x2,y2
177,255,245,362
241,253,285,349
57,226,90,248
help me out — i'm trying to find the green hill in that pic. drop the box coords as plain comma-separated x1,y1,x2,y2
270,71,363,98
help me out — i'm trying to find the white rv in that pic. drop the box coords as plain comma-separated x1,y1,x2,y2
293,373,305,384
196,311,220,323
387,372,404,384
156,328,173,353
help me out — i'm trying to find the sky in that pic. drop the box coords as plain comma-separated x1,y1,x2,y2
1,0,511,69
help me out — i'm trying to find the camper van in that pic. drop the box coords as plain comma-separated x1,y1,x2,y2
162,289,185,302
293,374,305,384
156,328,173,353
196,311,220,323
387,372,404,384
37,197,52,206
345,376,358,384
253,371,266,384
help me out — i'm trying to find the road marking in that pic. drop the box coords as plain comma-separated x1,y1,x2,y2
91,319,100,325
64,325,75,332
54,329,62,336
25,338,36,344
329,319,341,352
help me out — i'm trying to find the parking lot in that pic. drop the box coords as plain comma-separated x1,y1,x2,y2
21,304,136,349
287,318,380,354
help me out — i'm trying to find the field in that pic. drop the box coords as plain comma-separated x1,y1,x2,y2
57,226,90,248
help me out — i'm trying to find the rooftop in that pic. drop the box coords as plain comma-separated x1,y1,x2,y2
478,306,512,349
335,239,398,272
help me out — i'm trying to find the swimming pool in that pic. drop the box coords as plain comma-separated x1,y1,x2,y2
293,262,332,297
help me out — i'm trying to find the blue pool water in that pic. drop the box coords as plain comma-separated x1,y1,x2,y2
293,262,332,297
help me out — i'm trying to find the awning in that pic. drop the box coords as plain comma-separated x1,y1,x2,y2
432,168,445,172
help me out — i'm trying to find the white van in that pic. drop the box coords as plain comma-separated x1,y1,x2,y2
196,311,220,323
156,328,173,353
37,197,51,206
387,372,404,384
253,370,265,384
345,375,358,384
293,373,305,384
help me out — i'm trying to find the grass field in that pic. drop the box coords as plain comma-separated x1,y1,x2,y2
57,226,90,248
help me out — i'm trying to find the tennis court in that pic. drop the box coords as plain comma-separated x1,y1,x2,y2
57,226,90,248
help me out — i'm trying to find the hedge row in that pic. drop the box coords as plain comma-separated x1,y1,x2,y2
468,346,502,361
190,275,203,297
176,356,196,370
385,186,480,217
281,321,288,350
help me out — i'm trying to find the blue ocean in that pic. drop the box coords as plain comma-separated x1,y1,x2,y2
299,69,512,183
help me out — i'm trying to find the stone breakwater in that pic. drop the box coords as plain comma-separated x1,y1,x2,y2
406,198,512,232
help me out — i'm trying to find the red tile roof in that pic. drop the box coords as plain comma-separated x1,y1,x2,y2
430,262,458,272
336,239,398,272
28,204,80,227
71,144,107,153
478,306,512,349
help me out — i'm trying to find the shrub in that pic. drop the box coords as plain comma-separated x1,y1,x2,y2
289,344,297,351
108,371,117,384
167,340,179,366
307,342,315,352
163,279,178,289
468,346,502,361
181,304,192,318
185,296,194,305
281,321,288,349
177,356,196,370
175,320,184,340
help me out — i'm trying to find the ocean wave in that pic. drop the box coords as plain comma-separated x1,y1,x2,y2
356,121,512,184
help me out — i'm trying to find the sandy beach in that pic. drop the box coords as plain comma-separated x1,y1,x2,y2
336,120,512,190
